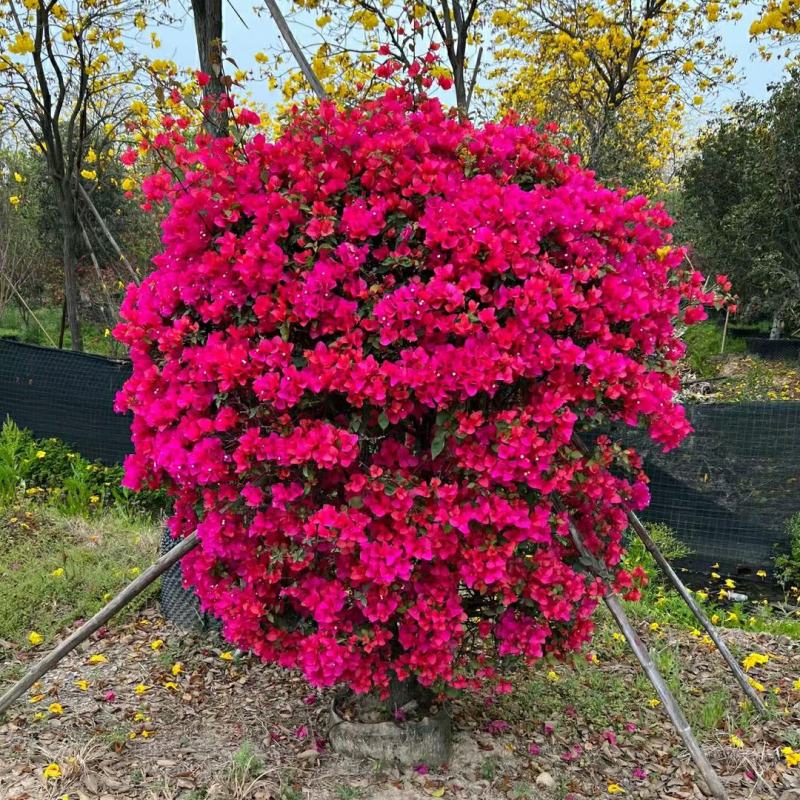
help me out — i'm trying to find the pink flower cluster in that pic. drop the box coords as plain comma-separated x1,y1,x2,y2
115,88,721,696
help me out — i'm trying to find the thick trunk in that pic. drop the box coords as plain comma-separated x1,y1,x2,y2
770,310,783,340
190,0,228,137
59,190,83,351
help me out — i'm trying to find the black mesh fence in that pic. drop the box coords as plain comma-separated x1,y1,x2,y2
611,402,800,575
0,338,132,464
0,337,798,582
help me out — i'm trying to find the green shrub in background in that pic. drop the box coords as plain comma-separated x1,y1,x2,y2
774,513,800,591
0,417,166,519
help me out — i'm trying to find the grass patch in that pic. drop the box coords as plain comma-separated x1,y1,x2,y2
0,304,124,357
0,504,160,651
683,321,745,378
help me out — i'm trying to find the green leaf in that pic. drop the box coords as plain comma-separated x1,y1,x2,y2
431,430,446,459
378,412,390,430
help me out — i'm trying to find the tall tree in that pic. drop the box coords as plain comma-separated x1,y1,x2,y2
0,0,155,350
490,1,737,191
190,0,229,136
681,72,800,338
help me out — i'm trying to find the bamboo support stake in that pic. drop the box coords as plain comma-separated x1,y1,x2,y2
571,434,767,715
625,506,767,715
0,270,57,347
0,532,199,717
262,0,328,102
563,515,729,800
77,184,140,286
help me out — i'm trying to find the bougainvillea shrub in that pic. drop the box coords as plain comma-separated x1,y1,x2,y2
115,87,724,696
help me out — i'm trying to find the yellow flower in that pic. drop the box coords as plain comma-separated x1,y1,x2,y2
756,570,767,578
648,698,661,708
612,632,623,641
546,670,560,682
80,169,97,181
29,693,45,703
133,711,146,721
13,172,24,183
150,639,164,650
793,678,800,691
85,147,97,163
742,653,769,672
86,654,108,664
43,763,62,779
134,683,151,695
782,747,800,767
36,450,46,458
171,662,183,676
163,681,179,690
129,567,141,576
89,495,100,504
219,651,234,661
724,579,735,589
74,679,90,691
10,31,35,54
121,177,136,191
747,677,765,693
9,195,20,207
48,702,64,715
711,614,720,624
32,711,45,721
695,590,708,601
51,567,65,577
729,734,744,747
689,628,701,638
607,784,625,795
649,622,660,631
28,631,44,646
710,572,721,580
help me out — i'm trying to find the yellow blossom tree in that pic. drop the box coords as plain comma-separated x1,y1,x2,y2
0,0,159,349
490,1,740,191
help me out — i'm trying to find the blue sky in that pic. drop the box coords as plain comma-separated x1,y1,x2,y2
154,3,781,116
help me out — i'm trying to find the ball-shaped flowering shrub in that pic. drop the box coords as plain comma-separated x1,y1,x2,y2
116,88,719,696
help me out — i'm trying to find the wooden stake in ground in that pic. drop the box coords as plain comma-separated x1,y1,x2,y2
0,532,199,717
571,433,767,716
563,514,729,800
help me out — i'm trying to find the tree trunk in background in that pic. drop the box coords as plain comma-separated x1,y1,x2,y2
190,0,228,137
58,189,83,352
770,310,783,340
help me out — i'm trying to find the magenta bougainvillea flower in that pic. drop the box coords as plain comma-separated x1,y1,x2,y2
115,87,723,697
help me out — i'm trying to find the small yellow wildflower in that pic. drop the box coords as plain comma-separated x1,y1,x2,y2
219,651,234,661
36,450,46,459
742,653,769,672
74,679,90,691
32,711,45,721
29,693,45,703
134,683,151,695
756,570,767,578
51,567,65,577
87,654,108,664
9,196,21,207
80,169,97,180
648,622,660,631
150,639,164,650
607,784,625,794
711,614,720,624
129,567,141,576
689,628,701,638
42,763,62,779
724,579,735,589
546,670,560,682
89,495,100,504
648,698,661,708
793,678,800,691
48,702,63,715
28,631,44,646
13,172,24,183
171,662,183,676
710,572,721,580
729,734,744,748
747,677,765,693
163,681,179,690
695,590,708,601
782,746,800,767
612,632,623,641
